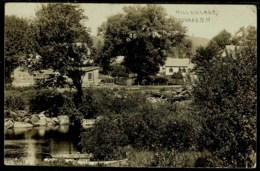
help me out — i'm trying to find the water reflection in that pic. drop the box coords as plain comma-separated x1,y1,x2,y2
4,125,79,165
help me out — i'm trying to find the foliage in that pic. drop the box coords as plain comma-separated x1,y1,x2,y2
5,95,25,110
192,29,232,73
150,149,200,167
79,116,128,161
110,64,129,78
28,3,93,100
79,95,201,160
171,71,183,79
4,15,33,82
77,88,114,118
192,26,256,167
29,89,65,117
99,4,190,82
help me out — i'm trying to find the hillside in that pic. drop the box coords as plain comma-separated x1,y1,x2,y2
91,36,104,48
187,35,210,54
91,35,210,55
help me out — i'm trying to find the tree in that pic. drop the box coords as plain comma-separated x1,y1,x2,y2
99,5,189,82
110,64,129,78
4,15,32,83
29,3,92,100
192,26,256,167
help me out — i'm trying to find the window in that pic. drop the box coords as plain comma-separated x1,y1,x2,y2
182,68,186,73
178,67,182,72
88,73,92,80
169,67,173,73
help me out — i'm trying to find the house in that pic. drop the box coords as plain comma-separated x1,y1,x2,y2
11,67,35,87
221,45,240,58
11,66,100,87
159,57,194,76
80,67,100,87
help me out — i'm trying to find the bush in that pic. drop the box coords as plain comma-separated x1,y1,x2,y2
79,116,128,161
29,89,65,117
78,88,114,118
192,26,257,167
5,95,25,110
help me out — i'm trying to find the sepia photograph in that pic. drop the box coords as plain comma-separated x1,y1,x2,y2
4,2,257,168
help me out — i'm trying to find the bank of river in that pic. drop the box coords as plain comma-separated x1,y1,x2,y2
4,125,81,165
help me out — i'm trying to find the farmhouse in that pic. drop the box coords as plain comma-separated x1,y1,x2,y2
11,66,100,87
159,57,194,76
80,67,100,87
11,67,35,87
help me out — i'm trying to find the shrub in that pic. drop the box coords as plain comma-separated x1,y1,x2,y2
79,116,128,161
5,95,25,110
29,89,65,117
192,26,257,167
77,88,114,118
150,148,206,167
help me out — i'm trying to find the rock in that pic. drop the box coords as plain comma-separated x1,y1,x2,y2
57,115,70,125
34,118,47,126
45,117,52,123
9,110,18,121
5,119,14,129
45,117,54,126
29,114,40,124
38,112,46,118
23,118,30,123
13,122,33,128
51,117,59,125
17,110,28,117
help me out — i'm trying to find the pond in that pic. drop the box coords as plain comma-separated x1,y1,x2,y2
4,125,82,165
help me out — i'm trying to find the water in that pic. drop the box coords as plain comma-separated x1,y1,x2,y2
4,125,81,165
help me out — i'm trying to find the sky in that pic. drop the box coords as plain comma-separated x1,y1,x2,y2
5,3,257,39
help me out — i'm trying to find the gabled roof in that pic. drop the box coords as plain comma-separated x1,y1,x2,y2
79,66,100,72
164,57,191,67
221,45,240,57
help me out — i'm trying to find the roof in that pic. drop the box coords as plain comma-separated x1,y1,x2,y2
164,57,191,67
79,66,100,72
111,56,125,65
221,45,240,57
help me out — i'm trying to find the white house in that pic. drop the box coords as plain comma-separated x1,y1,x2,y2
11,66,100,87
80,67,100,87
159,57,194,76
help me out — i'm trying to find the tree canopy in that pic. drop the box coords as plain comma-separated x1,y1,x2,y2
98,5,190,82
192,26,256,167
4,15,33,82
28,3,93,99
191,29,232,74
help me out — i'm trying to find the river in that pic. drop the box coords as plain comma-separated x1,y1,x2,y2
4,125,81,165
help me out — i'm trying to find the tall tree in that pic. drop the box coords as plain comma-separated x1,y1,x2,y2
99,5,189,82
4,15,32,83
191,29,232,76
29,3,92,100
192,26,256,167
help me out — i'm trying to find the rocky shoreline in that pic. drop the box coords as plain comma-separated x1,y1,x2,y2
4,110,96,129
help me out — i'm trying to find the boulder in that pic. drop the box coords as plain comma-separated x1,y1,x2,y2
38,112,46,119
45,117,52,123
8,110,18,121
45,117,54,126
23,118,30,123
5,119,14,129
17,110,28,117
34,118,47,126
51,117,59,125
29,114,40,124
13,122,33,128
57,115,70,125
